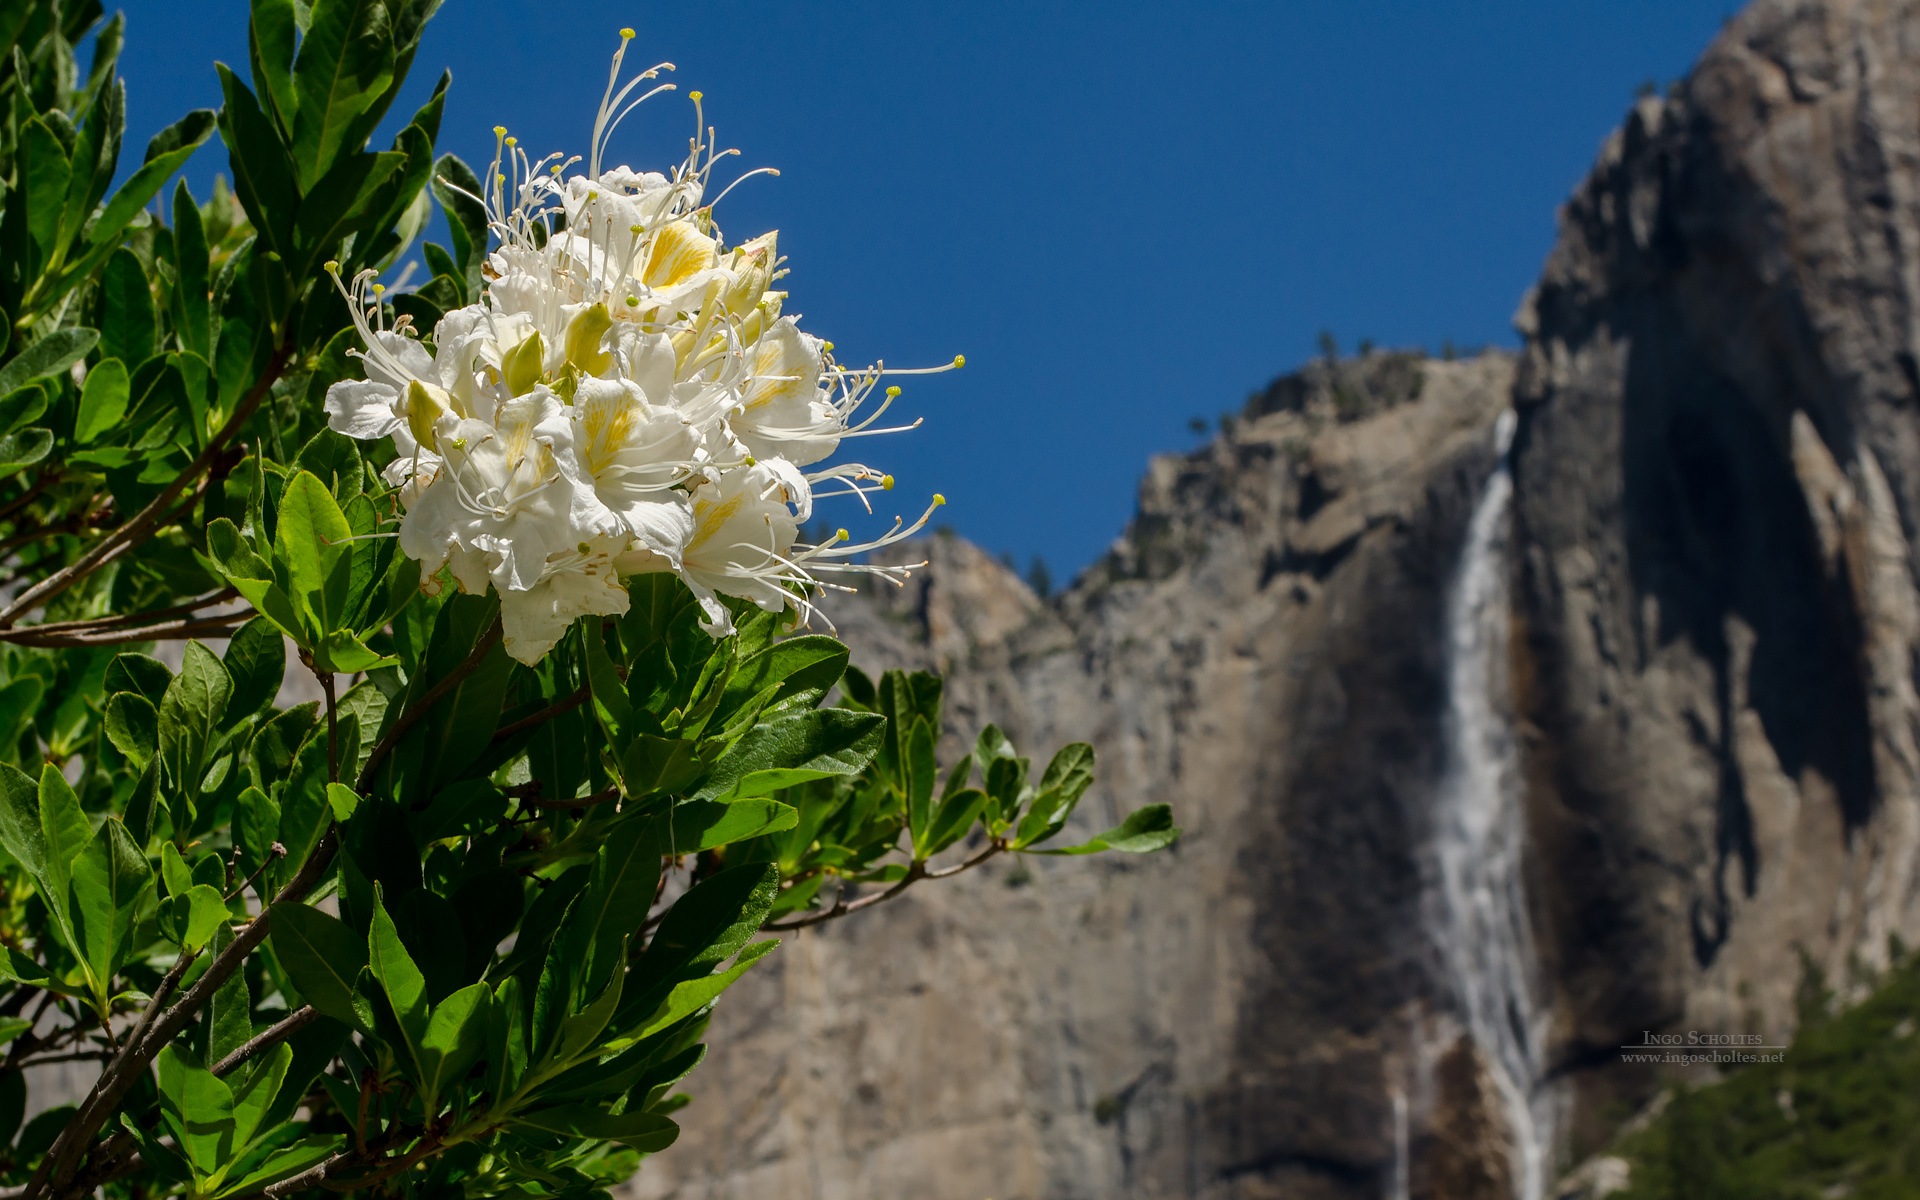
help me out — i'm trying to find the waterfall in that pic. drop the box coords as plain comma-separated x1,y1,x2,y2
1431,409,1554,1200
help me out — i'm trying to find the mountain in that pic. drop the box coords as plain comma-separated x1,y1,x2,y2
632,0,1920,1196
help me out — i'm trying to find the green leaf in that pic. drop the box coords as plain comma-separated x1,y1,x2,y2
666,799,797,852
0,945,73,994
324,783,358,822
0,764,46,884
369,887,430,1060
1029,803,1181,856
228,1041,292,1148
630,863,777,1027
274,470,354,643
291,0,398,189
97,248,157,365
922,787,987,858
582,618,632,737
210,927,253,1064
249,0,301,130
417,981,490,1109
0,383,48,436
430,153,486,292
692,708,885,803
0,428,52,477
84,111,215,253
106,652,175,704
618,734,702,799
321,629,393,673
718,635,848,719
214,1134,343,1198
274,731,336,888
156,1044,235,1175
21,117,73,261
551,962,623,1066
1013,742,1096,849
636,939,777,1040
222,618,286,719
905,718,937,858
234,786,282,887
168,884,231,951
487,975,527,1099
160,846,193,903
38,764,92,903
511,1105,679,1153
270,903,369,1031
574,820,662,999
74,356,129,444
158,641,232,810
1,317,84,391
69,817,153,1004
104,692,158,769
217,67,297,256
172,180,211,359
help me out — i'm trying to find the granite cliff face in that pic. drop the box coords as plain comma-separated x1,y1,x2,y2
633,0,1920,1195
1511,0,1920,1163
637,352,1520,1200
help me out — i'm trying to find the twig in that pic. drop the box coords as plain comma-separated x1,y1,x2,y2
357,617,504,789
0,469,58,524
0,612,249,648
17,587,239,634
47,1129,140,1200
926,841,1004,879
226,842,286,904
25,831,337,1200
490,680,590,743
211,1006,317,1077
0,340,289,627
525,786,619,812
764,843,1005,932
317,666,340,784
13,1050,110,1067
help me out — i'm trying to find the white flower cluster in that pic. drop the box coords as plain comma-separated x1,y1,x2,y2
323,32,954,665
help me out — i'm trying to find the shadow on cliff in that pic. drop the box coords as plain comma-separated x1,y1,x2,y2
1616,294,1875,966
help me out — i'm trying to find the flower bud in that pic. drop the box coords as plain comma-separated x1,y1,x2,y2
564,302,614,376
405,379,450,450
721,231,778,318
501,329,546,396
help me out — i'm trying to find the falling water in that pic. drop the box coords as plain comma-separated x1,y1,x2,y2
1431,409,1553,1200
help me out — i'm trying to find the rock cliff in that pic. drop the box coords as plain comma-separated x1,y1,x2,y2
1510,0,1920,1163
635,351,1518,1200
633,0,1920,1195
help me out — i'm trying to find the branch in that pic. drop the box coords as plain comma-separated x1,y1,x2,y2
357,616,504,789
763,842,1005,932
505,782,620,812
0,612,250,648
0,468,59,524
490,680,590,744
25,832,338,1200
0,340,290,627
212,1006,317,1077
13,587,239,635
249,1120,441,1200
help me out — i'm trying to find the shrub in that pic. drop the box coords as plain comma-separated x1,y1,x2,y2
0,3,1176,1198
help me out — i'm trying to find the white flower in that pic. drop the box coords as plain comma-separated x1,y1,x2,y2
498,532,633,664
313,30,964,665
678,460,808,635
398,391,577,597
561,374,699,564
732,317,837,466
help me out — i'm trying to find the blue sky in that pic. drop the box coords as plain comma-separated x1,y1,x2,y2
115,1,1730,581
